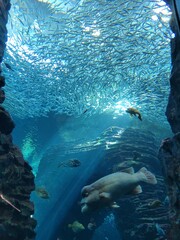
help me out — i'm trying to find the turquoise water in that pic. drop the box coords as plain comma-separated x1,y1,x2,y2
12,113,171,240
3,0,173,239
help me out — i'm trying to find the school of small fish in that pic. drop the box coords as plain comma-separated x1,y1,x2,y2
4,0,172,126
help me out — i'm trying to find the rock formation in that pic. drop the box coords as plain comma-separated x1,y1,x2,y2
0,1,36,239
159,134,180,240
158,1,180,239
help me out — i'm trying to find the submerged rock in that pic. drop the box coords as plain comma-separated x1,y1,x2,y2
0,144,37,239
0,89,5,103
0,1,37,239
160,4,180,240
0,75,5,87
0,107,15,134
159,134,180,239
166,47,180,134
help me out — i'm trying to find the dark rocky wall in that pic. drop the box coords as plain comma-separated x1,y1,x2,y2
159,134,180,240
166,23,180,132
0,1,36,239
158,1,180,239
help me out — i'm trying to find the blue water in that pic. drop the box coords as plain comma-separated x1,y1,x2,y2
3,0,174,239
12,112,171,240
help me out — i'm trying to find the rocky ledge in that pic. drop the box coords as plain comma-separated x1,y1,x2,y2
0,64,37,240
158,134,180,240
159,2,180,239
0,0,37,239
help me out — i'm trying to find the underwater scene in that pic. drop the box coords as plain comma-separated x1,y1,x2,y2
1,0,176,239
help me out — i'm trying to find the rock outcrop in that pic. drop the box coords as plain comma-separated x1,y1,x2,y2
0,1,36,239
158,1,180,239
159,134,180,240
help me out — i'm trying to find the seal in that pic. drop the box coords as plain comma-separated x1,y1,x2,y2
126,107,142,121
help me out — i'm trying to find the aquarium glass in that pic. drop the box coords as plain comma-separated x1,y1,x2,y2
3,0,173,239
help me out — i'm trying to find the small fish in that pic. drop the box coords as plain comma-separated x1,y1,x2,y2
35,187,49,199
133,151,141,160
4,63,14,71
155,223,166,237
87,218,96,230
148,199,162,208
87,222,96,231
58,159,81,168
112,161,138,172
163,196,170,206
68,221,85,233
126,107,142,121
83,109,88,114
115,160,138,169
